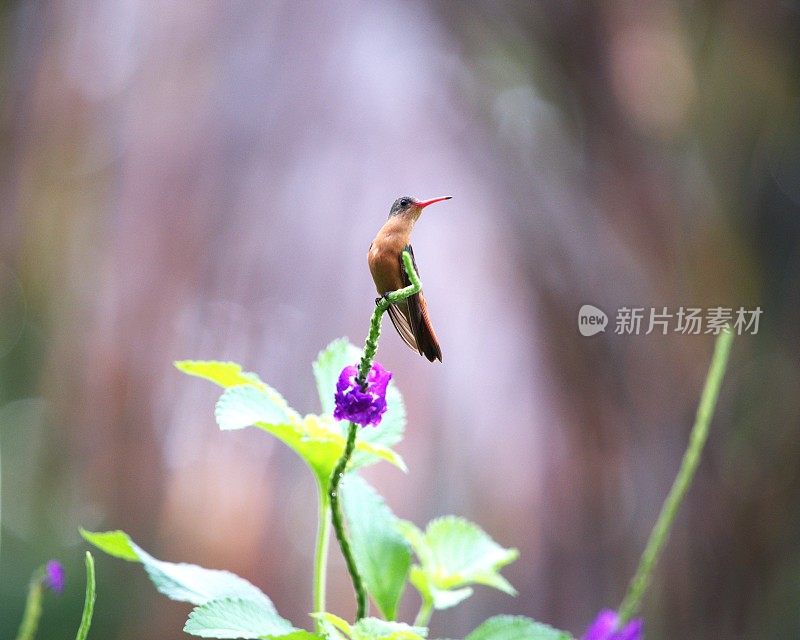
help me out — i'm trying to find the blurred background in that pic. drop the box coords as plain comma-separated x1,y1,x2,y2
1,1,799,638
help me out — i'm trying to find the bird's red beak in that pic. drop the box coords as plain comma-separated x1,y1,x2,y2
416,196,452,209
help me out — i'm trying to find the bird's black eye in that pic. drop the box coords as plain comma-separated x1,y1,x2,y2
399,199,410,207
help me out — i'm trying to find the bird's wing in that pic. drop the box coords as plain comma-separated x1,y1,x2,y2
387,302,419,353
397,245,442,362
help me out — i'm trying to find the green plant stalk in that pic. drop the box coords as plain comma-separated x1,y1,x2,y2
1,422,3,568
413,597,433,628
74,552,96,640
313,484,331,632
329,250,422,621
330,421,367,619
617,329,734,624
15,570,44,640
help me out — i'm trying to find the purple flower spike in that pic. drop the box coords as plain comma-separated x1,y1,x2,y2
333,362,392,427
583,610,643,640
44,560,65,594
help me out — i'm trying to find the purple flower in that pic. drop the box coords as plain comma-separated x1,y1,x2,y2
43,560,65,594
333,362,392,427
582,610,643,640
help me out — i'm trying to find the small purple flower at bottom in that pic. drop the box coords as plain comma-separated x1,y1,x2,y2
44,560,65,594
583,610,643,640
334,362,392,427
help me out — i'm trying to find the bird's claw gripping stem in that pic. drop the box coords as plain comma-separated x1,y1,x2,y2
382,251,421,306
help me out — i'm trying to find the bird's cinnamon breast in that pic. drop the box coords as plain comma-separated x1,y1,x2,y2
368,244,404,294
367,222,410,294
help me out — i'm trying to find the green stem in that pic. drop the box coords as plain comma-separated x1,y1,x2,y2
413,598,433,628
1,419,3,566
313,484,331,630
74,552,96,640
617,329,734,624
15,571,43,640
329,421,367,620
329,250,422,621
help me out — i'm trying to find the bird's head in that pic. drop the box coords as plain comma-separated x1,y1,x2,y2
389,195,452,221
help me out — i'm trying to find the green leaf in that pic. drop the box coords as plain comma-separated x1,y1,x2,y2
175,361,266,389
310,612,352,638
179,349,406,489
81,529,275,607
214,384,296,430
408,567,472,610
183,597,299,639
308,615,426,640
341,476,411,620
79,529,139,561
311,339,407,471
213,387,405,488
465,616,573,640
74,552,96,640
398,517,518,611
349,384,405,471
315,622,348,640
350,618,427,640
313,338,357,416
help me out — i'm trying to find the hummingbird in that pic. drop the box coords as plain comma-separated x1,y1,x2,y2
367,195,451,362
